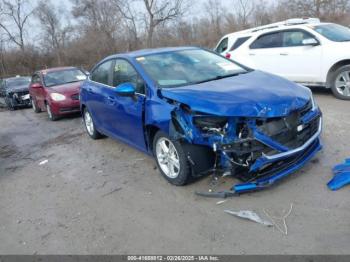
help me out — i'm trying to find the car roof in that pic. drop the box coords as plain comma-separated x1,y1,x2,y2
222,18,329,40
105,46,200,60
38,66,78,74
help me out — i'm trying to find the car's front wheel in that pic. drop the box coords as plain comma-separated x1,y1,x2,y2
46,103,58,121
4,96,15,111
31,98,41,113
153,131,191,186
330,65,350,100
83,108,103,139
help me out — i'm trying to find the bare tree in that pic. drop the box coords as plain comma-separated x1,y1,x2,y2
142,0,187,47
0,0,33,51
36,0,72,65
114,0,141,50
233,0,254,29
204,0,225,39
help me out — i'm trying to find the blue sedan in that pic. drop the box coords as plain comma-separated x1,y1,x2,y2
80,47,322,194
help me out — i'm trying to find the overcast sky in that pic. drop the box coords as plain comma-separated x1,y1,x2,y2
23,0,278,44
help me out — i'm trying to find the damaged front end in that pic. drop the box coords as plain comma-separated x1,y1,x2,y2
169,99,322,196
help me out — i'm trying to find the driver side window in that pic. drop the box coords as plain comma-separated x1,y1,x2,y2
112,59,145,94
91,60,113,85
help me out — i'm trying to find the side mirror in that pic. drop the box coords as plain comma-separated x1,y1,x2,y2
31,83,43,89
114,82,136,97
302,38,319,46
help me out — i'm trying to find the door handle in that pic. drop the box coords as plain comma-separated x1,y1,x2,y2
86,87,95,94
106,96,117,105
280,53,289,56
249,53,256,56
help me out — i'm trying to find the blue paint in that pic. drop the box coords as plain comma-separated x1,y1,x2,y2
234,139,322,194
80,46,322,192
328,160,350,191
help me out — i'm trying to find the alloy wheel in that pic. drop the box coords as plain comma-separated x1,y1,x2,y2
155,137,180,179
46,104,52,119
335,70,350,97
84,110,94,136
32,99,37,111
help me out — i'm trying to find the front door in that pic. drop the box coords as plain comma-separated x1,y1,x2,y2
107,59,146,151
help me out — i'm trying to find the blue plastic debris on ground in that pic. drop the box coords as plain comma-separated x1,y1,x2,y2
327,159,350,191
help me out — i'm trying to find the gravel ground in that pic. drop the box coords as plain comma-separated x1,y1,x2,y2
0,88,349,255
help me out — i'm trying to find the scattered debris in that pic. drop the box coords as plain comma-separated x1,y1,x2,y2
263,203,294,235
97,170,103,174
216,200,227,205
101,187,122,197
328,159,350,191
39,159,48,166
196,190,236,198
224,210,273,227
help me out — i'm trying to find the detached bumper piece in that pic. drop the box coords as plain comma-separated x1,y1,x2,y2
328,159,350,191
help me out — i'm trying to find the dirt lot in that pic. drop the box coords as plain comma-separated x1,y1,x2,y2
0,88,349,255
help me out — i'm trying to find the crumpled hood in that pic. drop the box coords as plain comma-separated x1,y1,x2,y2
7,84,29,93
161,70,311,117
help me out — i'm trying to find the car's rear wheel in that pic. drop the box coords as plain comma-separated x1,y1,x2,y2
31,98,41,113
46,103,58,121
330,65,350,100
153,131,191,186
83,108,103,139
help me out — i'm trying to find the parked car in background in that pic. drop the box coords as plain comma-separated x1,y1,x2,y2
29,67,87,121
80,47,322,193
215,18,350,100
0,76,31,110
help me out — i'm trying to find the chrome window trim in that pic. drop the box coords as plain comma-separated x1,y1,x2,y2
87,78,146,97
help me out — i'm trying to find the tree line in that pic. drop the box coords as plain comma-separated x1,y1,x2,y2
0,0,349,77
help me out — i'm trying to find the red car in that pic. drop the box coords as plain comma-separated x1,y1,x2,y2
29,67,87,121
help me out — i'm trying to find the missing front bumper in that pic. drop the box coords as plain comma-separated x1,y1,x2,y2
195,138,322,198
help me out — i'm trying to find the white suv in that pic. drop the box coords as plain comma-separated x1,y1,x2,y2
215,18,350,100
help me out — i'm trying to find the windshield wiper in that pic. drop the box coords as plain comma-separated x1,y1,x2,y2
194,72,247,85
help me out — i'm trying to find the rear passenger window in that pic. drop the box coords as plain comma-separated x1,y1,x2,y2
91,60,113,85
216,37,228,53
230,36,251,51
250,32,283,49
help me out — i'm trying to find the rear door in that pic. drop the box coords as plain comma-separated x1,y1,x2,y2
243,31,284,72
84,59,115,132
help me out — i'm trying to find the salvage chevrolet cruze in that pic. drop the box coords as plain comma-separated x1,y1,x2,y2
80,47,322,193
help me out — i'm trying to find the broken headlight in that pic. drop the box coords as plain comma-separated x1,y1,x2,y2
193,116,228,133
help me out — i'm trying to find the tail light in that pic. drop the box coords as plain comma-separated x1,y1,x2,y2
225,53,231,59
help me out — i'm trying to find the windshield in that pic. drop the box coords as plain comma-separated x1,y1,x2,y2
313,24,350,42
43,69,86,87
6,77,31,88
135,49,247,88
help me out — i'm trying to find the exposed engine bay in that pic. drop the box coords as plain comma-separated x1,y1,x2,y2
168,99,322,194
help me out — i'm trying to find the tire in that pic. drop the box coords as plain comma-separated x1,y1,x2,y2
153,131,191,186
31,98,41,113
329,65,350,100
4,96,15,111
46,103,59,121
83,107,103,139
